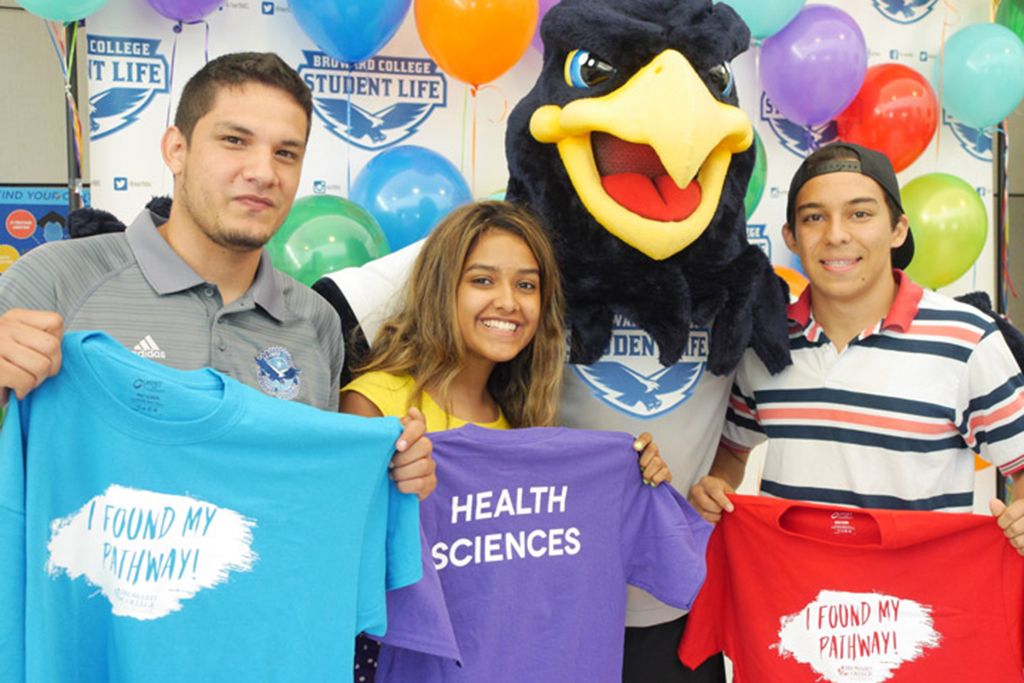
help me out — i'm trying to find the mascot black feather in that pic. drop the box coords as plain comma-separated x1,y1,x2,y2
505,0,790,374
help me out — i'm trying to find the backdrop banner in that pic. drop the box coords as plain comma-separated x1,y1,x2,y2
85,0,996,298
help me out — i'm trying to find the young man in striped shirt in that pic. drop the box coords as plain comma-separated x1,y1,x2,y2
689,142,1024,552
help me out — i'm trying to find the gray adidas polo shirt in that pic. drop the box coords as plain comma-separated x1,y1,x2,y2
0,211,343,411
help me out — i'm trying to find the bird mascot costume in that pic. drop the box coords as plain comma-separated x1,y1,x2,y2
313,1,791,680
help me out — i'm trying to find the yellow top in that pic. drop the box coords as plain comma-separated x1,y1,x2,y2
342,371,510,432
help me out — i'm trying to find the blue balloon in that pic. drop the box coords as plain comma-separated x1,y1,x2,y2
715,0,804,40
291,0,410,64
939,22,1024,128
351,146,472,250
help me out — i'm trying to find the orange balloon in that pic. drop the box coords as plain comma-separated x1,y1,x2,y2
415,0,537,87
774,265,809,300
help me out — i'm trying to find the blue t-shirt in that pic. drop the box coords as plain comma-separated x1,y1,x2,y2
0,331,421,682
376,424,712,683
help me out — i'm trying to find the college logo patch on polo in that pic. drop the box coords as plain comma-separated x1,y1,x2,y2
255,346,301,400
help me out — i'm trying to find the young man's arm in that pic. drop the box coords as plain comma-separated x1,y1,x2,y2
0,243,76,406
989,472,1024,555
0,309,64,404
688,440,750,523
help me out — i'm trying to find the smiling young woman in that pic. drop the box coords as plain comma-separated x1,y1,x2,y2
340,200,565,431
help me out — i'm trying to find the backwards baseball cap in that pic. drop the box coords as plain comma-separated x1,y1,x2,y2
786,142,914,270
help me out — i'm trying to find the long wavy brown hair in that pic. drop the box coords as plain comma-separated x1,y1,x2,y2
357,200,565,428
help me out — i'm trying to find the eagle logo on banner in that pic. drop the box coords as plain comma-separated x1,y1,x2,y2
317,100,430,146
87,35,169,141
298,51,447,151
872,0,939,25
943,112,993,162
760,93,839,159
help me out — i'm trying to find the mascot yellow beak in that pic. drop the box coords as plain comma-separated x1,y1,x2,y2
530,49,753,261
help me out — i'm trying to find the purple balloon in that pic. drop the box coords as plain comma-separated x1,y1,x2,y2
145,0,221,23
531,0,561,53
760,4,867,126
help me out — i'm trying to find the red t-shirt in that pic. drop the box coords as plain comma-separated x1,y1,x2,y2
679,495,1024,682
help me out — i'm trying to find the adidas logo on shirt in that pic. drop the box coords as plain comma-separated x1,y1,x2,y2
133,335,166,360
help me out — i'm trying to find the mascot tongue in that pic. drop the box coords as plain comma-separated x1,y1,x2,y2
593,132,702,222
602,174,701,221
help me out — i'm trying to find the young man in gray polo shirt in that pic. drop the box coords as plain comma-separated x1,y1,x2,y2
0,52,435,498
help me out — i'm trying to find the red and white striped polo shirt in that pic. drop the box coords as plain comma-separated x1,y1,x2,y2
722,271,1024,512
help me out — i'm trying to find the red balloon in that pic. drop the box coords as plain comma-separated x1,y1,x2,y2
835,63,937,173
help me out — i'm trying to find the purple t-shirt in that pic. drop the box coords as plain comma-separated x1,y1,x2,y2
376,424,712,682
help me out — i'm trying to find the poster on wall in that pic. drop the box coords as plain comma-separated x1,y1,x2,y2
0,186,92,274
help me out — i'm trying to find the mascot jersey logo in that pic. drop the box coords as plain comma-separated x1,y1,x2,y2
761,93,838,159
255,347,301,400
299,51,447,151
573,318,707,418
943,111,993,162
87,35,169,141
872,0,938,24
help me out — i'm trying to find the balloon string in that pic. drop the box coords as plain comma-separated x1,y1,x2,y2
66,21,78,75
992,5,1016,310
753,39,760,89
459,86,469,175
935,0,962,161
1001,123,1019,303
202,20,210,64
346,64,353,196
475,83,510,125
164,19,211,129
67,22,83,172
471,85,479,196
48,20,64,56
45,21,83,173
166,23,181,128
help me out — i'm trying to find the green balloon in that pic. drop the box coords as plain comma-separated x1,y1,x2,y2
998,0,1024,44
266,195,390,286
744,131,767,218
902,173,987,290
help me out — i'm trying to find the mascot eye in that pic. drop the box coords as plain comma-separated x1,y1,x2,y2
564,49,615,88
708,63,734,97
